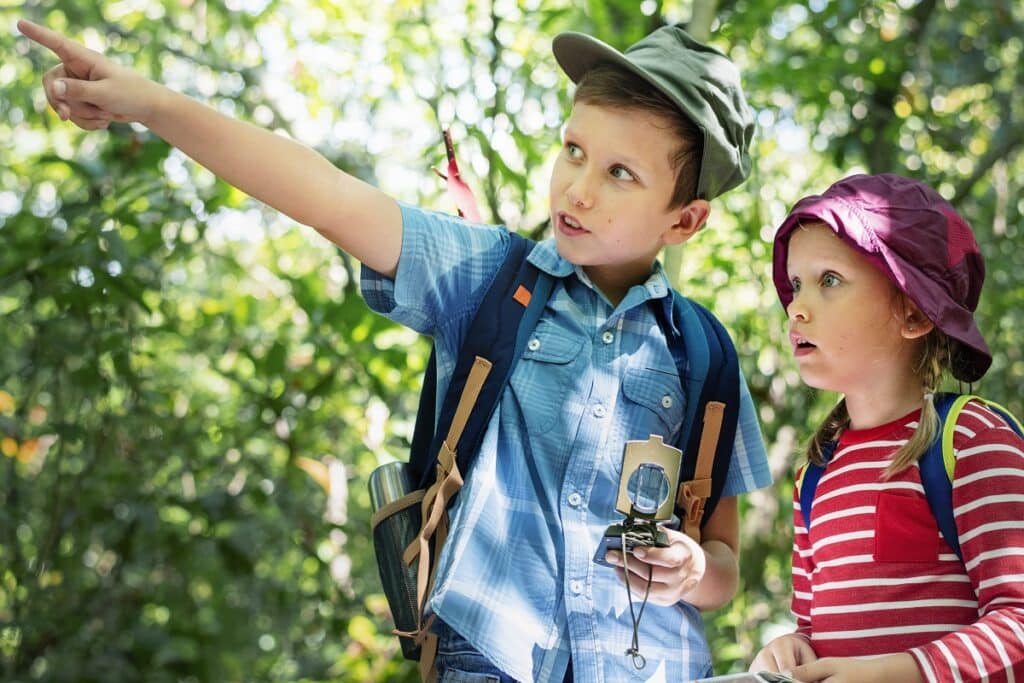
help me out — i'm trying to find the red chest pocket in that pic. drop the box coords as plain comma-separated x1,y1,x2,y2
874,491,944,562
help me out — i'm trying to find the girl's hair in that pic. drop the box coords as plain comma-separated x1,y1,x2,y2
573,64,703,208
805,300,956,479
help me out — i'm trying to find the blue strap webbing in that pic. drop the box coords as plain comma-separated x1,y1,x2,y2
654,293,740,526
408,232,544,489
920,393,962,561
798,444,833,532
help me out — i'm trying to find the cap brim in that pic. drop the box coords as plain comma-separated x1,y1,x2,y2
551,32,694,118
553,32,634,84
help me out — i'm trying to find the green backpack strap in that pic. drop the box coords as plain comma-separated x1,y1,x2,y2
940,395,1024,480
928,393,1024,562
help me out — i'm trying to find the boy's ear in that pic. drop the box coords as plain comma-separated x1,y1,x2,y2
663,199,710,246
900,301,935,339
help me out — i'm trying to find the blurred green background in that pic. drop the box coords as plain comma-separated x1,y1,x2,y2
2,1,1022,681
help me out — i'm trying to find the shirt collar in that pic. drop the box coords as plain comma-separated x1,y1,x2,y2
527,238,673,303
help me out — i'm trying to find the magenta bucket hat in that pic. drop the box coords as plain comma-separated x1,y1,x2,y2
772,173,991,383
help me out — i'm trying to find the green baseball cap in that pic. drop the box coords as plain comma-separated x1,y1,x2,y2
552,24,754,201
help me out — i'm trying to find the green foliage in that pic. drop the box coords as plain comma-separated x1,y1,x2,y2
2,1,1022,680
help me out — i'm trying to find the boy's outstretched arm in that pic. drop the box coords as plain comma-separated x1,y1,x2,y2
17,19,402,277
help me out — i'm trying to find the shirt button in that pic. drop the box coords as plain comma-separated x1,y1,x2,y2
570,580,584,595
527,338,541,351
592,405,606,418
568,492,582,507
661,395,673,409
601,331,614,344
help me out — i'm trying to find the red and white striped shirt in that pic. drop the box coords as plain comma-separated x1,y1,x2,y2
792,400,1024,682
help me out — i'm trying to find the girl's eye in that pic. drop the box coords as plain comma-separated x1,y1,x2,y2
565,142,582,159
790,277,801,293
610,165,635,181
821,273,841,288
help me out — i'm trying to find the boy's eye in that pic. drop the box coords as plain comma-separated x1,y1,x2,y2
610,165,636,181
565,142,582,159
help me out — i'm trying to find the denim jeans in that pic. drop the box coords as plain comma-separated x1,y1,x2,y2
434,620,573,683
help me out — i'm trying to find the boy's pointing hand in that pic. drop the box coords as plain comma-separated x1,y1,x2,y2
18,19,159,128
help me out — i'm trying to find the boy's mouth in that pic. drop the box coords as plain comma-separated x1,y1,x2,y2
557,211,589,236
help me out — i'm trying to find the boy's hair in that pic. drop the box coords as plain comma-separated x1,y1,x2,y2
573,64,703,208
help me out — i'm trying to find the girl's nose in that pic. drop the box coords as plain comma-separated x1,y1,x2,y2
786,294,809,322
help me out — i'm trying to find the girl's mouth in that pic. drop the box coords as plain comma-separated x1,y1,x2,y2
790,332,817,357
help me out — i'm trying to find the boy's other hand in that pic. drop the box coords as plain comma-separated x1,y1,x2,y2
18,19,160,129
605,527,706,606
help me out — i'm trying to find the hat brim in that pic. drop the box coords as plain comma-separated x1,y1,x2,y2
772,199,992,383
553,32,642,86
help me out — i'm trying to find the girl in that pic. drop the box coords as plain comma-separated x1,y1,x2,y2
752,174,1024,682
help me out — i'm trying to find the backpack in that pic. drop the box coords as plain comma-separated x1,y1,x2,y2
797,393,1024,562
368,231,743,678
367,131,743,681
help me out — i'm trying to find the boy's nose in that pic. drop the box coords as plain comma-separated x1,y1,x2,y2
570,194,590,209
566,176,594,210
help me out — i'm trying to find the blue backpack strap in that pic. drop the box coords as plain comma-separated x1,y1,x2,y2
920,393,962,561
407,231,551,489
797,443,834,532
923,393,1024,563
655,292,740,528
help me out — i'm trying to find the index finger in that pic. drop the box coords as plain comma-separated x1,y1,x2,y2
17,19,80,60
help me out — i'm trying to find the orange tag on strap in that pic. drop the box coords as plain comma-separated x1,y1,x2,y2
513,285,531,308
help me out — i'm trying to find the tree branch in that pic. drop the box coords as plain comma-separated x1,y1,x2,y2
951,117,1024,206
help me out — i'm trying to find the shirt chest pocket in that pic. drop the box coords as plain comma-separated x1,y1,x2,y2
510,320,585,434
873,491,944,562
622,367,685,442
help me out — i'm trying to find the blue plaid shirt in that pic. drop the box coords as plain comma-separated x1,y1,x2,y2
362,204,772,682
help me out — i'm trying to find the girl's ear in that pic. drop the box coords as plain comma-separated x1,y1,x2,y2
901,300,935,339
663,199,710,246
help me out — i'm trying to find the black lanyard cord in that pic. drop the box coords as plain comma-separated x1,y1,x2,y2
621,531,653,670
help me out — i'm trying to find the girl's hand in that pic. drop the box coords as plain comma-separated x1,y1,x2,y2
788,653,922,683
18,19,162,129
749,634,817,674
605,526,706,606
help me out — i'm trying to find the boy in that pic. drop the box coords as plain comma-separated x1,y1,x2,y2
19,18,771,681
